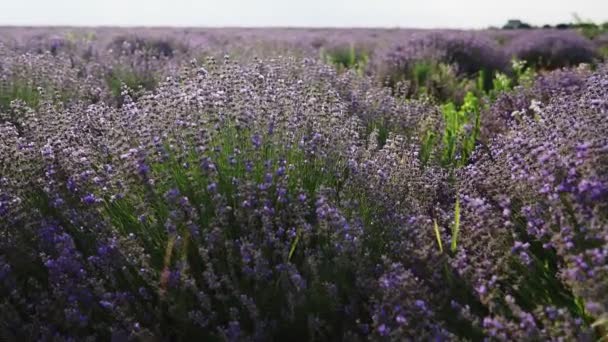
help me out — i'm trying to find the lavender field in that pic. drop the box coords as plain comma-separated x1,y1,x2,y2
0,26,607,341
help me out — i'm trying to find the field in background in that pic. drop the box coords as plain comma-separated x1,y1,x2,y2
0,26,607,341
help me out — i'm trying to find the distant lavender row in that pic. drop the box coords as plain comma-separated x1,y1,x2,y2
0,27,604,78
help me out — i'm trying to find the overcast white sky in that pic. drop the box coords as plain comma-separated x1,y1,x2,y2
1,0,607,28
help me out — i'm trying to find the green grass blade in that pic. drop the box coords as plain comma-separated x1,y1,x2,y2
288,229,301,262
433,219,444,253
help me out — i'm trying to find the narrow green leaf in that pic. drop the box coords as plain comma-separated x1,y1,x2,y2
592,314,608,341
288,229,300,262
591,315,608,328
433,219,444,253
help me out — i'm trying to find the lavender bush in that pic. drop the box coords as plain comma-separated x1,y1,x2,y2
481,64,591,139
0,56,391,340
456,64,608,340
376,31,509,101
506,30,598,70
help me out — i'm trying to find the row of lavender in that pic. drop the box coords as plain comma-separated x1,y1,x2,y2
0,30,607,340
1,28,606,100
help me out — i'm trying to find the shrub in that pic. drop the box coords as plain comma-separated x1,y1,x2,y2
0,79,40,110
378,32,509,101
481,65,590,139
506,30,598,69
457,65,608,339
0,57,384,340
384,31,509,76
108,35,186,59
0,46,99,126
321,43,369,74
105,66,158,105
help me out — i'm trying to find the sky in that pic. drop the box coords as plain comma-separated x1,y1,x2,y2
1,0,607,29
